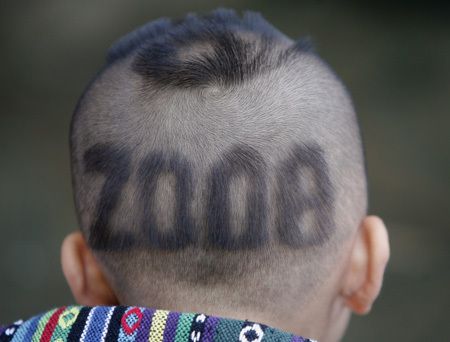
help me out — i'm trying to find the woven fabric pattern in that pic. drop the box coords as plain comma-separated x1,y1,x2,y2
0,306,316,342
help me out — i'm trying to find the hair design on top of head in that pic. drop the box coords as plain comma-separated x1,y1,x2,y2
107,8,313,88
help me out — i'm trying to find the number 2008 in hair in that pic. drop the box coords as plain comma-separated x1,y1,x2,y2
83,143,334,251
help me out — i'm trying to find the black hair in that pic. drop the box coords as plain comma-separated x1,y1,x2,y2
108,9,313,88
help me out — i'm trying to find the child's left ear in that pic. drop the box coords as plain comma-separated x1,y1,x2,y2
61,232,119,306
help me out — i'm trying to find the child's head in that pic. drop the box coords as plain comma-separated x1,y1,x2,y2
61,9,389,342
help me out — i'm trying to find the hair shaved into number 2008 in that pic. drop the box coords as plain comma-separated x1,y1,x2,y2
70,9,367,311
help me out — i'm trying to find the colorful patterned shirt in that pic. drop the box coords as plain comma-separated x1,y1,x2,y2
0,306,316,342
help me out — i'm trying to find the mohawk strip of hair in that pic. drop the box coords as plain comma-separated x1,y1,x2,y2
108,9,313,88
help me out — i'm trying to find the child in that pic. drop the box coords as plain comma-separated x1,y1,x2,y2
0,9,389,342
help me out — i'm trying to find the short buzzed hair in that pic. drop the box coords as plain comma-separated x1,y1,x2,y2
70,9,367,312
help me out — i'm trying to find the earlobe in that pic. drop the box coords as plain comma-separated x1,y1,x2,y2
340,216,390,315
61,232,119,306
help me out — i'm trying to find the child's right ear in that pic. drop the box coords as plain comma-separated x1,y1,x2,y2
340,216,390,315
61,232,119,306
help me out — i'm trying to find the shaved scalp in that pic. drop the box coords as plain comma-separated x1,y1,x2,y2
70,9,367,313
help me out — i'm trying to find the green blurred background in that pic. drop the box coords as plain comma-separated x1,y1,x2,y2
0,1,449,340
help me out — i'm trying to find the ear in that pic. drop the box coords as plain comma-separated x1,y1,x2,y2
61,232,119,306
340,216,390,315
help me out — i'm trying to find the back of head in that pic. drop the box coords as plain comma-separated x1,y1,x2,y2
70,9,367,316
